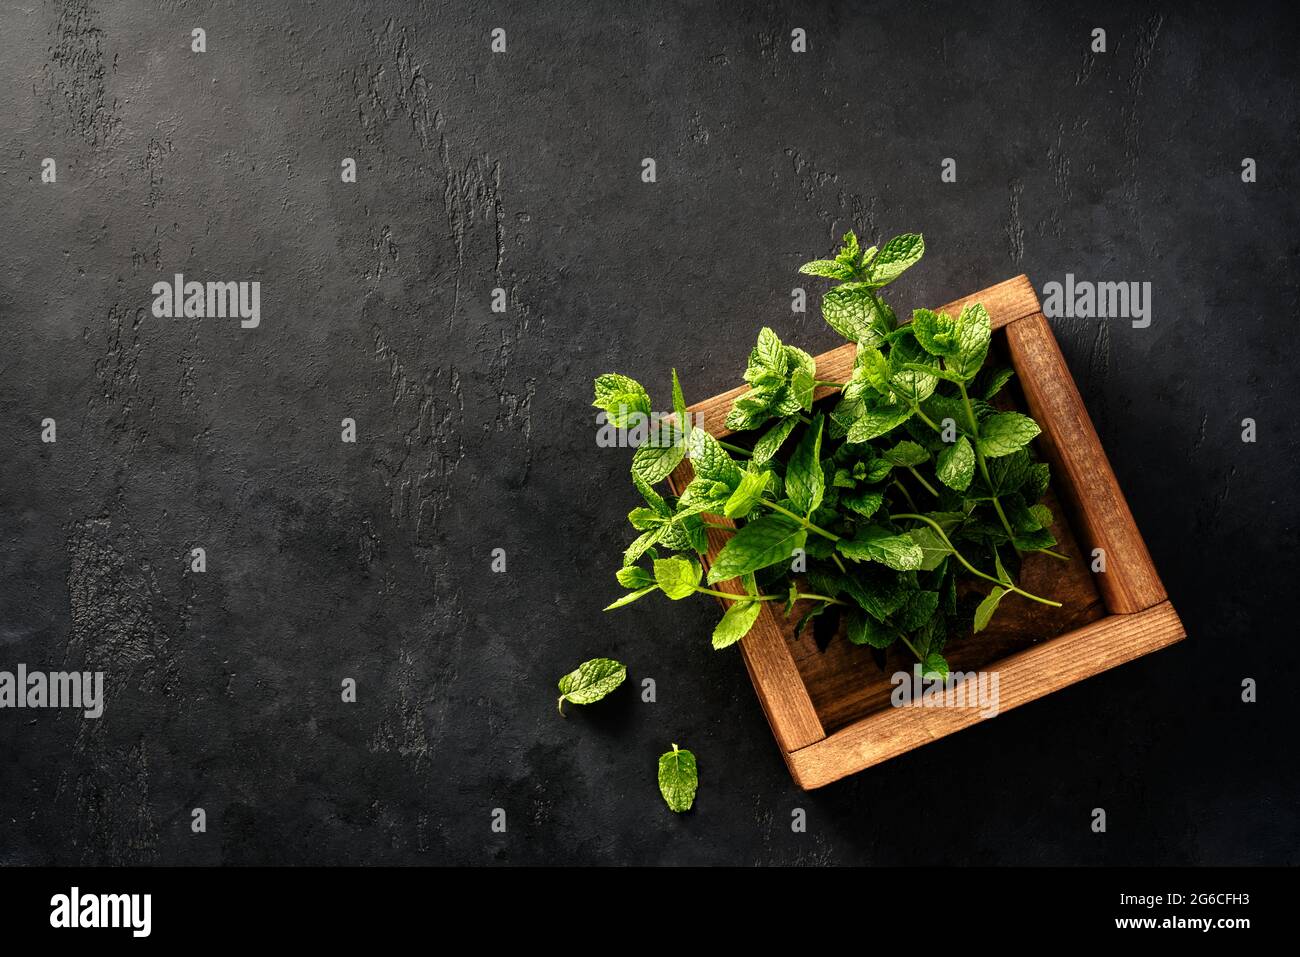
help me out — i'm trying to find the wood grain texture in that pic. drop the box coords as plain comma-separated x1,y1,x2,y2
683,275,1043,439
786,601,1186,790
1004,312,1167,613
666,460,826,752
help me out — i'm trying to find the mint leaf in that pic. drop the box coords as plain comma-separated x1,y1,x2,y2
822,285,889,345
846,608,897,648
622,527,665,566
936,436,975,491
557,658,627,714
977,412,1042,458
897,590,940,630
785,414,825,516
883,439,929,467
979,365,1016,400
602,584,657,610
751,417,797,465
616,565,655,589
707,514,806,584
843,488,884,518
910,308,960,356
723,469,769,519
910,526,951,570
946,302,992,381
654,555,701,599
867,233,925,287
746,327,788,383
631,439,686,485
800,259,856,280
712,600,763,649
837,526,924,571
974,585,1008,632
687,429,743,488
846,403,912,443
593,373,652,427
658,744,698,813
921,652,949,681
671,368,688,427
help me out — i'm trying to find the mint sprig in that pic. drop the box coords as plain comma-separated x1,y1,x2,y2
595,230,1064,675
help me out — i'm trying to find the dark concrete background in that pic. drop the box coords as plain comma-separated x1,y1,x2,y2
1,0,1296,865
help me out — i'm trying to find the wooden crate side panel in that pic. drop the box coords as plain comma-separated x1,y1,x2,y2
1004,312,1167,613
786,602,1186,789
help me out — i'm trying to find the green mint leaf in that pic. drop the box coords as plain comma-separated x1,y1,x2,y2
935,436,975,491
846,608,897,648
723,469,769,519
921,652,949,681
843,488,884,518
837,229,862,265
822,285,889,345
671,368,688,427
752,416,798,465
593,373,652,427
867,233,925,287
712,600,763,649
799,259,856,280
1026,461,1051,498
746,327,788,383
947,302,992,381
706,514,807,584
977,412,1042,458
1028,503,1054,530
654,555,701,599
841,565,909,621
627,506,664,531
978,365,1016,400
910,308,960,356
856,345,891,396
658,744,698,813
602,584,658,611
557,657,627,714
897,590,940,631
973,585,1008,632
883,439,929,467
846,403,912,443
623,527,665,567
888,335,939,403
631,439,686,485
910,526,952,570
633,473,671,515
688,429,744,489
616,565,655,589
785,413,825,516
837,526,924,571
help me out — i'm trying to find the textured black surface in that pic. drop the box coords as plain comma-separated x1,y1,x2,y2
1,1,1297,866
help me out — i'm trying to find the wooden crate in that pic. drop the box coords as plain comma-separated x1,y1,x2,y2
666,275,1185,789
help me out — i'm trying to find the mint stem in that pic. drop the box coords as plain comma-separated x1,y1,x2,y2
763,499,841,542
955,378,1021,552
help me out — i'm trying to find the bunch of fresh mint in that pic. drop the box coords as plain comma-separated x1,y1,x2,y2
594,232,1064,679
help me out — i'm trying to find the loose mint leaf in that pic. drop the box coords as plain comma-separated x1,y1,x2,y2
785,414,825,516
723,469,769,519
616,566,655,589
822,285,889,345
707,514,806,584
867,233,925,287
800,259,856,280
837,526,924,571
602,585,657,611
712,600,763,649
977,412,1042,458
936,436,975,491
910,308,960,356
557,657,627,714
631,439,686,485
687,429,743,488
752,416,798,465
846,402,912,443
947,302,992,381
973,585,1008,632
921,652,949,681
910,526,951,570
593,373,652,427
658,744,698,813
654,555,701,599
883,439,929,467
